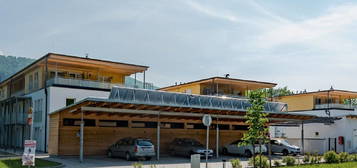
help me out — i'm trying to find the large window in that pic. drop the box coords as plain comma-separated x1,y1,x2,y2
33,99,43,122
34,72,39,89
29,75,33,90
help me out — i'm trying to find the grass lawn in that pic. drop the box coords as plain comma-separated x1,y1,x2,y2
0,158,61,168
285,162,357,168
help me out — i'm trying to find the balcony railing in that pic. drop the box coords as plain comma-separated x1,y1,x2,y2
46,77,122,90
315,103,357,110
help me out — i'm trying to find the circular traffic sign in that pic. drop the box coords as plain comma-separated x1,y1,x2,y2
202,114,212,126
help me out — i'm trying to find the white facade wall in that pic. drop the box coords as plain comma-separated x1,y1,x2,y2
24,86,110,152
271,109,357,154
48,87,110,113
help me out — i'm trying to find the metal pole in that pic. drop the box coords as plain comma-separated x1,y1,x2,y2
80,111,84,163
269,137,272,168
216,121,219,158
143,71,146,89
206,125,209,168
301,122,304,155
157,112,160,161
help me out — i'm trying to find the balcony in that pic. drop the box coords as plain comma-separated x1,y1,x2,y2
46,77,122,90
315,103,357,110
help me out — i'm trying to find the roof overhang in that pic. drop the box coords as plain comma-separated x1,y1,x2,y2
159,77,277,91
277,89,357,99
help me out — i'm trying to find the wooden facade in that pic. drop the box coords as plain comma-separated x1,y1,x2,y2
48,99,314,156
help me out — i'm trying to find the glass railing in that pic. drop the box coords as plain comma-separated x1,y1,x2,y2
109,86,288,113
46,77,123,90
315,103,357,109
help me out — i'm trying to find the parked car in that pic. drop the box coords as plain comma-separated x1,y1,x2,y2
168,138,214,158
270,139,300,156
107,137,156,161
222,140,267,157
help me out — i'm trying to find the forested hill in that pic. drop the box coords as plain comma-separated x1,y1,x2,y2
0,55,35,82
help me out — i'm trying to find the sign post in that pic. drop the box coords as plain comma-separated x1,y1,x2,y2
202,114,212,168
22,140,36,167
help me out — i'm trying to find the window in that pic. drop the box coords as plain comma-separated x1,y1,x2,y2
63,118,96,126
98,120,128,127
160,122,184,129
187,123,206,129
132,121,157,128
29,75,33,90
232,125,248,130
34,72,39,89
211,124,230,130
66,98,76,106
34,99,43,122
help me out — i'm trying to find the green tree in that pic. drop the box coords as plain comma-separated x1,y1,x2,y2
240,89,269,168
267,86,293,98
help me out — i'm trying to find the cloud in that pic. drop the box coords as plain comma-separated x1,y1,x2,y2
257,3,357,49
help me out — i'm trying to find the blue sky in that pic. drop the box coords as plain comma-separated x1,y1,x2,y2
1,0,357,91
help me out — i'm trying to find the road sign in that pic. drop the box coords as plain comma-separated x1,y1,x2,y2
22,140,36,166
27,107,33,125
202,114,212,126
202,114,212,168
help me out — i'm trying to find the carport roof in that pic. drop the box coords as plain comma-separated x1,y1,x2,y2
51,87,316,123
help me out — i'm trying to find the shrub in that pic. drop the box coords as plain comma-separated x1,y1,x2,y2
150,165,157,168
303,153,311,164
132,162,143,168
273,160,281,167
230,158,242,168
282,156,296,166
248,155,269,168
339,152,349,162
323,151,340,163
310,153,322,164
348,154,357,161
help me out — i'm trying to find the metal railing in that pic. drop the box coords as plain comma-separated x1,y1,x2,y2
46,77,123,90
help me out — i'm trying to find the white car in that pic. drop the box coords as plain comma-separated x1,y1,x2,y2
222,140,267,157
270,139,300,156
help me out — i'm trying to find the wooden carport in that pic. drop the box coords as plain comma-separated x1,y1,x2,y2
48,87,315,162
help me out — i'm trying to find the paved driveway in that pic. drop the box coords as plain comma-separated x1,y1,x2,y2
45,155,253,168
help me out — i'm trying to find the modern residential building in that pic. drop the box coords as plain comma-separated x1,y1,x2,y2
0,53,315,159
159,76,277,98
271,89,357,154
0,53,148,152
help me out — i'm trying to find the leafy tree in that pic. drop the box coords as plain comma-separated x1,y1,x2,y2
266,86,293,98
240,89,269,168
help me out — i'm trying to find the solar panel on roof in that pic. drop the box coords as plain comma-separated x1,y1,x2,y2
109,86,287,112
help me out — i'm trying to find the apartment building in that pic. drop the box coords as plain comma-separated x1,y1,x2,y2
0,53,148,152
271,89,357,154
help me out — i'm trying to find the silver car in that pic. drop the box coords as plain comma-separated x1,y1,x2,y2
169,138,214,158
222,140,267,157
107,137,156,161
270,139,300,156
